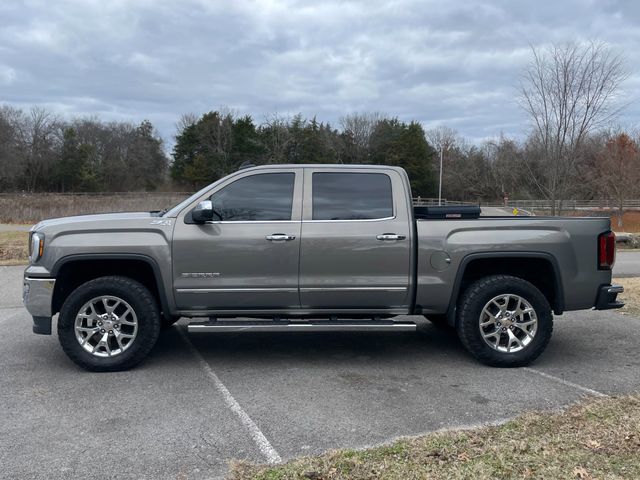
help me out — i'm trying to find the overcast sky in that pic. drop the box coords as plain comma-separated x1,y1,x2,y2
1,0,638,146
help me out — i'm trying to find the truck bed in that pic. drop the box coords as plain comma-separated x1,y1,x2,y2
413,215,613,315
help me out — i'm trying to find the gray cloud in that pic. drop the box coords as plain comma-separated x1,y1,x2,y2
1,0,638,145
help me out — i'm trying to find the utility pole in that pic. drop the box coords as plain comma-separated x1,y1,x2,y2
438,143,444,206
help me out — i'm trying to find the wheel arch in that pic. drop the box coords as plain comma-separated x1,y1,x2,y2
51,254,171,320
446,252,564,326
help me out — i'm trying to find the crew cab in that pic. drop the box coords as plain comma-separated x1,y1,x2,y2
23,164,623,371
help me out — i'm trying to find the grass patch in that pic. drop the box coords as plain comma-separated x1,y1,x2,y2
615,277,640,317
0,231,28,265
0,192,187,224
230,395,640,480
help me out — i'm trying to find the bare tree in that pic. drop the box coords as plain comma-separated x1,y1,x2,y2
261,112,291,164
482,135,530,202
520,41,628,214
175,112,199,135
0,106,24,190
198,108,236,176
595,132,640,228
425,126,458,202
11,107,61,191
339,112,385,163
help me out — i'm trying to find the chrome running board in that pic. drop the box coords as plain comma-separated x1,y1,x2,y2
187,320,417,333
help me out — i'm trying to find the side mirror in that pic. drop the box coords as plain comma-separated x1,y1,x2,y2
191,200,214,223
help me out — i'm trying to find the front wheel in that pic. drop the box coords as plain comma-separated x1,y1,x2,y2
58,276,161,372
456,275,553,367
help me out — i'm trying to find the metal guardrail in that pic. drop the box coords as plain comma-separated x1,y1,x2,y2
483,200,640,211
413,198,640,211
412,197,477,206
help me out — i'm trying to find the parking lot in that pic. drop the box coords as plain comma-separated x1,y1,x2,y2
1,264,640,479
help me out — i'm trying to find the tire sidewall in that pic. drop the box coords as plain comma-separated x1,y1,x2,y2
457,276,553,367
58,277,160,371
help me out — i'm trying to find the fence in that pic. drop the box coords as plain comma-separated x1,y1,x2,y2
412,197,476,206
483,199,640,211
413,198,640,212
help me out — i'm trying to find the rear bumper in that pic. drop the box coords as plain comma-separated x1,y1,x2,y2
594,284,624,310
23,277,55,334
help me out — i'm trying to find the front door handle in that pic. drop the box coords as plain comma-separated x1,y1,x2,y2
266,233,296,241
376,233,406,241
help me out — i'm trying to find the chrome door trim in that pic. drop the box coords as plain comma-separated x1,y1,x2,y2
178,287,407,293
302,216,396,223
204,220,300,225
176,287,299,293
299,287,407,292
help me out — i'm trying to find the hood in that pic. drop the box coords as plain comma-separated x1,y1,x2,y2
33,212,155,232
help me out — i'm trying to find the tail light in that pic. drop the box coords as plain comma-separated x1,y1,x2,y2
598,231,616,270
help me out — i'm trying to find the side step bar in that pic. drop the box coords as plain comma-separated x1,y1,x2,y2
187,320,417,333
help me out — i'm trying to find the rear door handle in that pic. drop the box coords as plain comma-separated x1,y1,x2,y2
376,233,406,241
266,233,296,241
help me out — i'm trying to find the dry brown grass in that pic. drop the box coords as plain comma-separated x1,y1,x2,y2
615,277,640,317
0,231,28,265
230,395,640,480
0,193,188,224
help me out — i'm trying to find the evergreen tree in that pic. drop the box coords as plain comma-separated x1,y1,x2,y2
56,127,85,192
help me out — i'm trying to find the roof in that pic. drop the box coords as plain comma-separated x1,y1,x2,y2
240,163,406,172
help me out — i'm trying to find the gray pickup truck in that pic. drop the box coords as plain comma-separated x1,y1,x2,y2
23,164,623,371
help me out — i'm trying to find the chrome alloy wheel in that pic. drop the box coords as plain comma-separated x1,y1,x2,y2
74,295,138,357
479,294,538,353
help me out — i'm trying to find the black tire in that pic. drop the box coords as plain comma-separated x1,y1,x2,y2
58,276,161,372
456,275,553,367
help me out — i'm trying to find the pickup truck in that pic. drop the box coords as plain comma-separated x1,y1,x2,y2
23,164,624,371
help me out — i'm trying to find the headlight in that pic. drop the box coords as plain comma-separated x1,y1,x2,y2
29,232,44,263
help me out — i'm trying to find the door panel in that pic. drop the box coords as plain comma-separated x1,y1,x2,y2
172,169,302,311
299,169,412,310
173,222,301,309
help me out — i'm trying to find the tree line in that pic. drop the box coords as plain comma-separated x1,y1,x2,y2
0,106,167,192
170,111,436,195
1,42,638,209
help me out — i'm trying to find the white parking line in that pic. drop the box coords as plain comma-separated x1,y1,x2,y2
523,367,608,398
178,328,282,464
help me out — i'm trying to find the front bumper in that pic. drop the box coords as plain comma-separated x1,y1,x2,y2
23,277,55,334
594,284,624,310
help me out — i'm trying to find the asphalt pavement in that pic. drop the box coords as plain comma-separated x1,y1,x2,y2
1,265,639,479
615,250,640,277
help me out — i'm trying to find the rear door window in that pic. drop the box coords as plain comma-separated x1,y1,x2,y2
312,172,393,220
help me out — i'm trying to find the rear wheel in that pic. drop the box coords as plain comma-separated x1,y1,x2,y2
58,276,161,372
456,275,553,367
